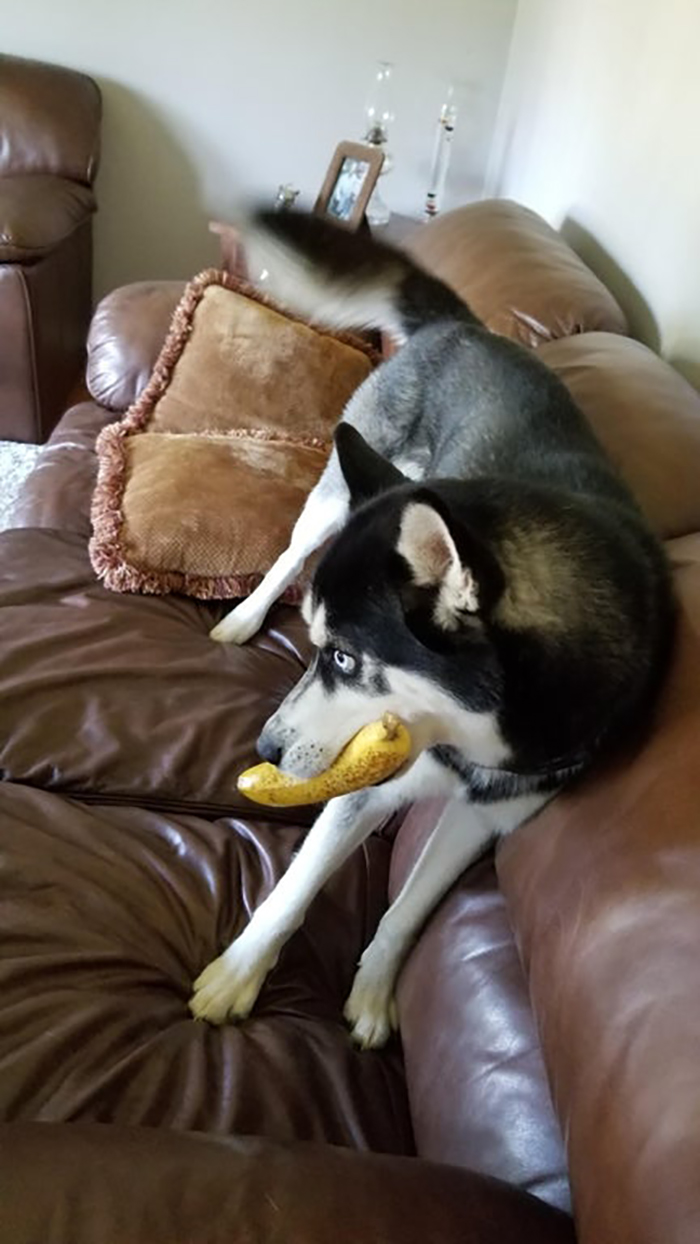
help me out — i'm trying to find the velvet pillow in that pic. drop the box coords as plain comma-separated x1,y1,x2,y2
90,270,377,600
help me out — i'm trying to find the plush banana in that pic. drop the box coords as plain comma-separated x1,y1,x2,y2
237,712,411,807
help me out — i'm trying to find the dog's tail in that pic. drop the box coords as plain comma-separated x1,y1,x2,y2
242,208,482,341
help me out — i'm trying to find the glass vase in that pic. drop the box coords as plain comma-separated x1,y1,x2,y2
362,60,395,227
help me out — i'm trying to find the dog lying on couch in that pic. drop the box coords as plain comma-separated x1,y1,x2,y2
190,210,674,1047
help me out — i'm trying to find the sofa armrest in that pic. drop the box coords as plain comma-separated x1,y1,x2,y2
86,280,185,411
0,1123,575,1244
0,53,101,184
11,401,111,536
497,534,700,1244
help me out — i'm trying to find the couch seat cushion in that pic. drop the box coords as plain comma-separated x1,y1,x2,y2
0,527,312,817
0,780,411,1151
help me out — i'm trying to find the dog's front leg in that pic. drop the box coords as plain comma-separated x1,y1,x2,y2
343,797,489,1048
189,787,391,1025
209,470,348,645
344,792,549,1049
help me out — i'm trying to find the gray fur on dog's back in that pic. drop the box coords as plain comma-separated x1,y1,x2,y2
246,207,673,778
248,207,629,501
346,320,623,501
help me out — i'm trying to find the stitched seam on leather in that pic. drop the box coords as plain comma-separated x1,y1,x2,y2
13,267,40,441
11,782,315,825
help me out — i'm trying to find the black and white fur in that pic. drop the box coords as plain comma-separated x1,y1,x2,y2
189,211,674,1047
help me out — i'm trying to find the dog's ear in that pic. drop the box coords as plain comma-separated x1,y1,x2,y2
396,493,502,632
335,424,406,508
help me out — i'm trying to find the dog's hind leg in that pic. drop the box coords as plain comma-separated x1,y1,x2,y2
344,791,549,1048
209,474,348,644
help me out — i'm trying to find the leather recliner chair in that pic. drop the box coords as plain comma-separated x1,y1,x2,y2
0,52,101,442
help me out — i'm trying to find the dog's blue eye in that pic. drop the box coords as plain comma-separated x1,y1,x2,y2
332,649,356,675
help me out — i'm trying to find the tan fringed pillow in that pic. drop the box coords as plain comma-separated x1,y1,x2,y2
90,269,378,600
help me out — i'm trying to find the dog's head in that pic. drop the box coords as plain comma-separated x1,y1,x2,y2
258,425,510,779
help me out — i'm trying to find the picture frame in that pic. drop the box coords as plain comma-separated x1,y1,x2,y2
314,141,385,232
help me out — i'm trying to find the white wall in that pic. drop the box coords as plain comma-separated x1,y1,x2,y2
487,0,700,387
5,0,516,298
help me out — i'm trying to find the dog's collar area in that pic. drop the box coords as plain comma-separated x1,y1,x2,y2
430,742,586,793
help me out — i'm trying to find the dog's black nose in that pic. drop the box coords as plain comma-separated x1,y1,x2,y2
257,733,283,766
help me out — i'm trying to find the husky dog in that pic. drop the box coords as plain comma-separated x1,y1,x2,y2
189,210,673,1047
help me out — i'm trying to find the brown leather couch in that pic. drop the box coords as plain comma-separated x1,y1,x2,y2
0,53,101,443
2,201,700,1244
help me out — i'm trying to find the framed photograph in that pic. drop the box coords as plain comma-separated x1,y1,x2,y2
314,141,385,231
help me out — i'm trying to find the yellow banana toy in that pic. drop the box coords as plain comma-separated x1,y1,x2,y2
237,712,411,807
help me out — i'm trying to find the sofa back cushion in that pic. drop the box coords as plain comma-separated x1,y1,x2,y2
404,200,628,348
0,53,101,184
541,332,700,539
0,175,95,263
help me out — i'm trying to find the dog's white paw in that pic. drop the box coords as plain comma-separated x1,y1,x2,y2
209,605,265,645
188,942,276,1025
344,959,399,1050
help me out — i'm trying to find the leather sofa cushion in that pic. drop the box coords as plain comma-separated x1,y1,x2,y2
393,815,569,1211
0,53,101,184
0,780,410,1153
0,175,95,262
0,530,573,1210
541,332,700,539
404,200,628,347
498,533,700,1244
10,402,107,537
0,230,93,443
87,282,185,412
0,1123,576,1244
0,528,312,818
